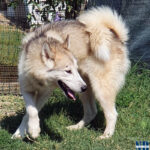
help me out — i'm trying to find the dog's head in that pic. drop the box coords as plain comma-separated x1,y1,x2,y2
41,36,87,100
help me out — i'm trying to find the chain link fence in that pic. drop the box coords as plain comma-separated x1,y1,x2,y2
0,0,25,94
1,0,149,95
0,0,86,95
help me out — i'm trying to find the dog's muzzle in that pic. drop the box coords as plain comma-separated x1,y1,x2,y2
81,85,87,92
58,80,87,101
58,80,76,100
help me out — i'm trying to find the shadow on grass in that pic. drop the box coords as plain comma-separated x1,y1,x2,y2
0,97,105,142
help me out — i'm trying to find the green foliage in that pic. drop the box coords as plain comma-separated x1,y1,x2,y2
8,0,20,9
8,0,86,28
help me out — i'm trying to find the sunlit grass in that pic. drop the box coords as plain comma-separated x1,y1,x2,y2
0,63,150,150
0,25,24,66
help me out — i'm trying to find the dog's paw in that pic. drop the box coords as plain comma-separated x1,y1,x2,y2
96,133,112,140
11,129,25,139
66,121,85,130
11,133,22,139
28,117,41,139
28,126,41,139
66,125,80,130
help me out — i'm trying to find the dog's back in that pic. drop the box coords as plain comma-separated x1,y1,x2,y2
15,6,130,140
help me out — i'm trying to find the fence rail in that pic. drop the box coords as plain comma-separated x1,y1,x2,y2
0,65,18,82
0,65,19,94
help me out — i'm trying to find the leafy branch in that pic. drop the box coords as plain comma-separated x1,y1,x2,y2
8,0,87,28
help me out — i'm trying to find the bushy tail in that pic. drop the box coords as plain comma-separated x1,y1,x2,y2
77,6,129,61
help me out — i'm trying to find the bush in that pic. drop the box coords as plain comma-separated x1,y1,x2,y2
9,0,87,28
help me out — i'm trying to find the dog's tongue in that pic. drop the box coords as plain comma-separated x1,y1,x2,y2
58,80,76,101
68,91,76,101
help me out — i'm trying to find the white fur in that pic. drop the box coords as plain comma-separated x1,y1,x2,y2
12,50,87,139
24,91,40,138
22,32,35,45
95,44,110,61
46,61,86,93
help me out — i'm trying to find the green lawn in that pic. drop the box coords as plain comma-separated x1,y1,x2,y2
0,64,150,150
0,25,23,66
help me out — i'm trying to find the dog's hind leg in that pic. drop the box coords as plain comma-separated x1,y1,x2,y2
92,82,118,139
99,100,117,139
67,85,97,130
99,100,118,139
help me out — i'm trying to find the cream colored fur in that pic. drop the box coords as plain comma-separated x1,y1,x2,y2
78,6,129,62
12,6,130,140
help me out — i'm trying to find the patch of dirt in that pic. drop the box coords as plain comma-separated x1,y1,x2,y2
0,13,10,25
0,95,24,120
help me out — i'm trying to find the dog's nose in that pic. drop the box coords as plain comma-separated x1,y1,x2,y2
81,85,87,92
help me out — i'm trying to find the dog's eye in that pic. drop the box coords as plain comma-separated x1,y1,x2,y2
66,70,72,74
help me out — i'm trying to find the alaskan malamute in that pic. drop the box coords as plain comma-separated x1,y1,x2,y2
12,6,130,140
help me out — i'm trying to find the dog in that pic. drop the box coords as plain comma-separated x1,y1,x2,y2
12,6,130,140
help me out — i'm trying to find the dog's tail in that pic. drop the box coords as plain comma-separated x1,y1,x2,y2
77,6,129,62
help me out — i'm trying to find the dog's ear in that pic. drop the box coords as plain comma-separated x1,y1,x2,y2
41,42,55,68
63,35,70,50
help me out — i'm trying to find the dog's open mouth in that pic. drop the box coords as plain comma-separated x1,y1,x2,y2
58,80,76,101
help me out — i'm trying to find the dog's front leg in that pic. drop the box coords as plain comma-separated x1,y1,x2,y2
11,113,28,139
12,91,40,139
23,91,41,139
67,87,97,130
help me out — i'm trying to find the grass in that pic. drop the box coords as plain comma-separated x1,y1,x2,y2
0,63,150,150
0,25,24,66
